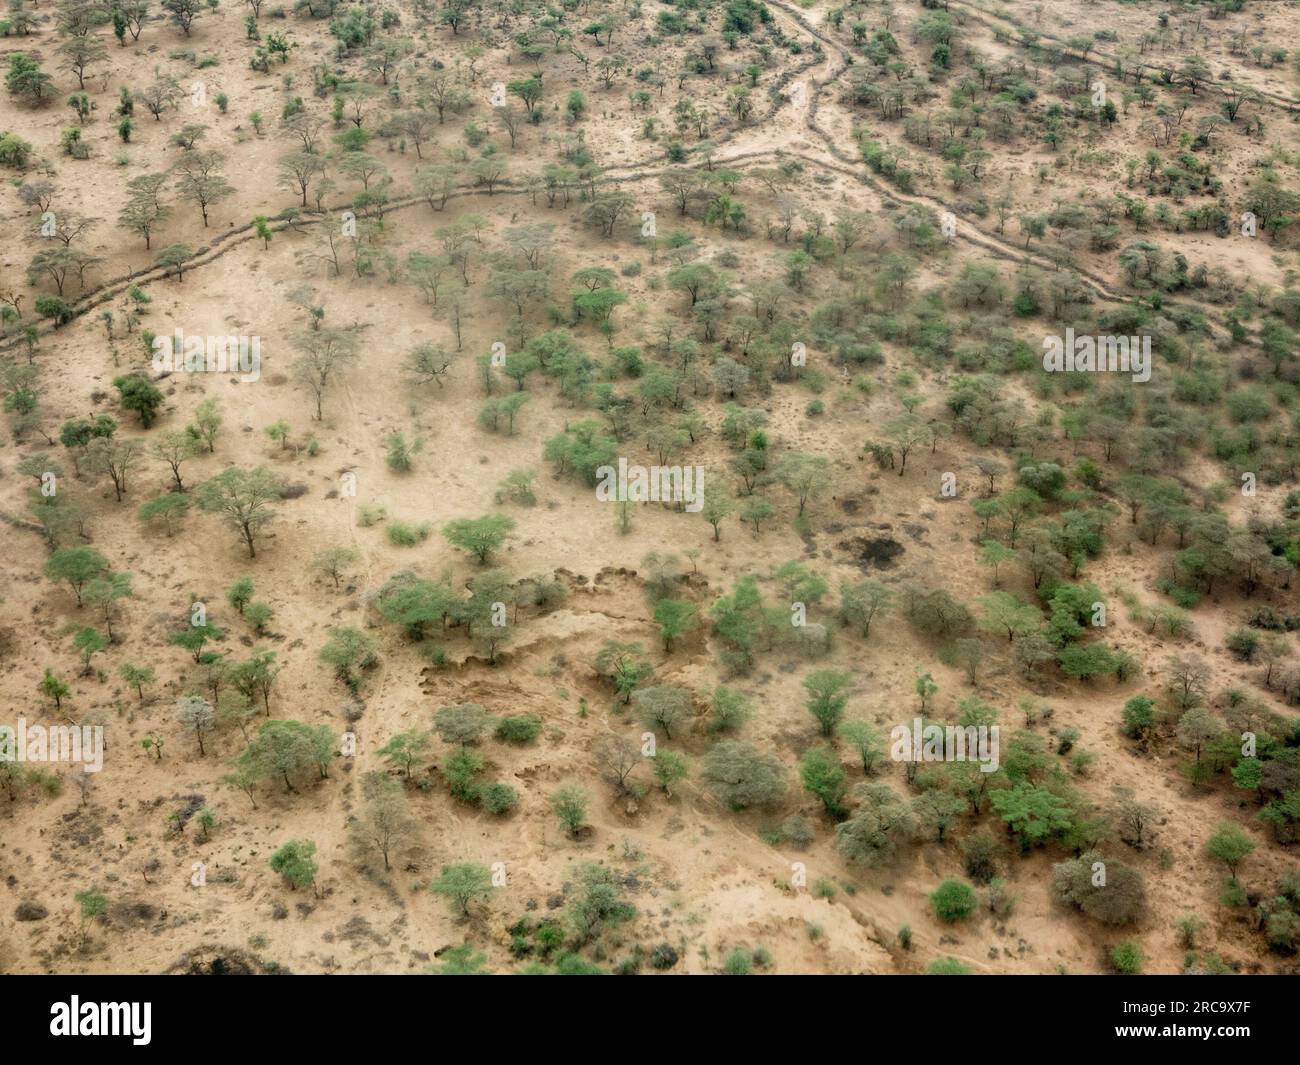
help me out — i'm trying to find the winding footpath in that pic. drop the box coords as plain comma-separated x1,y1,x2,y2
6,2,1248,357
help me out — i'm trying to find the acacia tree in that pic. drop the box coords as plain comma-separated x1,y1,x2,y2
176,695,215,755
6,54,56,104
291,326,359,419
151,429,199,491
632,684,692,740
442,514,516,564
701,741,787,810
377,729,433,780
1052,851,1147,925
139,76,180,119
550,782,589,836
310,546,357,589
415,164,457,210
387,108,436,157
838,579,892,637
84,571,132,640
836,784,916,867
194,466,282,557
86,436,143,501
59,35,106,90
44,546,108,605
593,735,641,795
174,151,233,226
282,110,325,153
230,718,335,796
774,451,831,516
119,173,171,249
430,863,494,915
27,247,100,297
349,771,418,871
277,151,325,207
594,640,652,704
120,0,149,41
433,703,490,746
162,0,202,34
320,626,377,693
405,340,457,385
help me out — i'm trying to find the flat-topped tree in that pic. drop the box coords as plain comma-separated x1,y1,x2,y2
167,620,223,663
633,684,692,740
138,493,189,535
194,466,283,558
44,545,108,605
405,340,457,386
373,573,455,639
18,181,56,214
155,244,193,281
58,35,105,90
232,718,336,796
46,211,100,249
162,0,203,34
838,578,892,638
310,547,357,590
443,514,516,565
72,626,108,674
119,663,155,702
138,76,180,120
701,741,787,811
151,430,199,492
173,151,233,226
278,151,325,207
377,730,433,781
433,703,490,746
430,863,494,916
27,247,100,297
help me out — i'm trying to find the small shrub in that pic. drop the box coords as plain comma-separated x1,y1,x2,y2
930,879,978,923
1111,941,1143,974
649,942,678,969
385,520,430,546
722,948,753,975
927,957,972,974
494,713,542,744
480,782,518,815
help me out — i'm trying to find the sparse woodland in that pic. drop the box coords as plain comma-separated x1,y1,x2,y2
1,0,1299,976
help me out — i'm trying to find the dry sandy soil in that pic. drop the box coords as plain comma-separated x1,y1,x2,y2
1,0,1299,975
